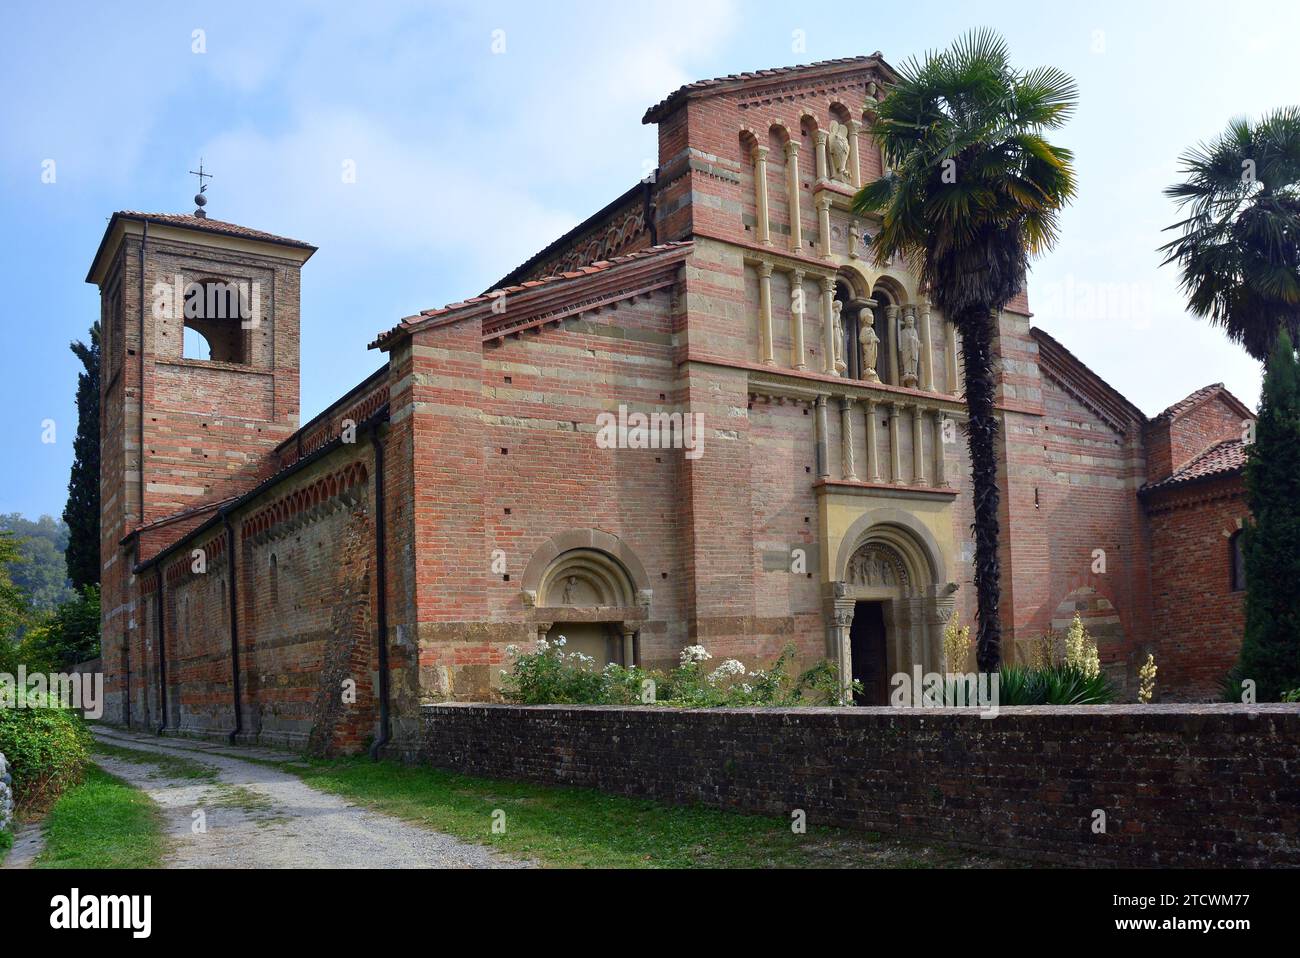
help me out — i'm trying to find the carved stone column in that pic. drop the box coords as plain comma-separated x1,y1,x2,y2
885,304,900,385
816,194,833,259
846,119,863,188
814,395,830,479
814,129,829,181
752,145,772,246
911,403,927,487
932,410,949,487
831,598,856,705
946,321,960,395
785,140,803,252
919,299,934,391
622,626,637,668
864,397,882,483
888,401,904,484
821,276,839,376
757,261,775,366
790,269,806,369
840,396,858,481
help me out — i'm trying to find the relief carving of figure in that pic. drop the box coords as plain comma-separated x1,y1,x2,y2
848,222,862,259
899,311,921,387
561,575,578,605
828,121,851,182
858,316,880,382
831,300,847,375
847,546,901,587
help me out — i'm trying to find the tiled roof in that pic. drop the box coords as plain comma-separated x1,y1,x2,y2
1152,383,1226,423
112,211,316,250
370,241,692,349
1142,438,1248,493
642,54,895,124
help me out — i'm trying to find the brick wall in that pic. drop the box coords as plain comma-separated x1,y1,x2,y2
1144,475,1249,701
420,702,1300,867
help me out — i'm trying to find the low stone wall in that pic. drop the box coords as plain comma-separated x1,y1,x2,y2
420,703,1300,867
0,751,13,833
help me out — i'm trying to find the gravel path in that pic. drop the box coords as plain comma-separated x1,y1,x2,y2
1,822,44,869
90,727,531,869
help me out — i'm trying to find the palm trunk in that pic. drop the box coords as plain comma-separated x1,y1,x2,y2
959,306,1003,673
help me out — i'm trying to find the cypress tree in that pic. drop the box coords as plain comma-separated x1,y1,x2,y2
1239,329,1300,699
62,321,100,591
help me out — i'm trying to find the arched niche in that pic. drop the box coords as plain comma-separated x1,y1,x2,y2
539,549,637,609
834,507,947,596
520,529,651,611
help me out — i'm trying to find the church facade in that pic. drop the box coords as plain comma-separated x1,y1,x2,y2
89,56,1253,754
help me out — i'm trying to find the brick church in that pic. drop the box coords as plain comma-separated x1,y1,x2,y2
88,55,1254,754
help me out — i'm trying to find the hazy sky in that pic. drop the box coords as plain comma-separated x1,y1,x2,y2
2,0,1295,519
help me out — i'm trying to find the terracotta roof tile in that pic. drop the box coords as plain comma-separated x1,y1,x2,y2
113,211,316,249
1152,383,1226,423
642,54,895,124
1142,438,1248,493
370,241,692,349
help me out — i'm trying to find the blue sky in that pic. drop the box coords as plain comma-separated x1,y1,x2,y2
2,0,1296,520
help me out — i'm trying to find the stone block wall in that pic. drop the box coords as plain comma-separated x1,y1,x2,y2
421,702,1300,867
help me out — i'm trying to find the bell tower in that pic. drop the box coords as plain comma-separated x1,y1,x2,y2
86,203,316,589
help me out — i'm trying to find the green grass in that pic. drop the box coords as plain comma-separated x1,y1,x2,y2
35,765,165,869
286,756,1008,869
0,826,13,863
93,741,218,781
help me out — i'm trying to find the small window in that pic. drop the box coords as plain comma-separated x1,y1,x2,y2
1229,530,1246,592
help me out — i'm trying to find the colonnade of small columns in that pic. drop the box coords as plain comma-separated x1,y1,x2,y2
812,394,950,489
750,258,962,397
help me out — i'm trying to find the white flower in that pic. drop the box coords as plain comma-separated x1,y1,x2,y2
680,644,712,666
707,659,747,685
554,636,568,647
505,644,520,658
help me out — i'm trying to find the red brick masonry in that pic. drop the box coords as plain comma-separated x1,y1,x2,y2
420,703,1300,867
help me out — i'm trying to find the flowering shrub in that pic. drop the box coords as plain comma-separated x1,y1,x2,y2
1138,653,1158,703
942,611,972,673
500,639,854,707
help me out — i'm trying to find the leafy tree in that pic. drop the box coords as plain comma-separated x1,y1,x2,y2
852,29,1077,670
0,514,73,611
24,586,101,670
1160,109,1300,361
63,321,101,590
0,533,29,646
1238,331,1300,699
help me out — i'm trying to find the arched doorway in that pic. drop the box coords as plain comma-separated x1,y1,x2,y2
831,512,956,704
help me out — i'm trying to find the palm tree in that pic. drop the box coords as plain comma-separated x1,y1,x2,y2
852,29,1078,672
1160,108,1300,361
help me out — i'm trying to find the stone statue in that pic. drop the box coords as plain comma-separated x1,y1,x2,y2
858,317,880,382
828,121,851,183
562,576,578,605
831,300,847,375
848,222,862,259
899,311,921,387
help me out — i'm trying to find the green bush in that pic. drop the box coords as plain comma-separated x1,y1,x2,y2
500,639,855,707
0,700,92,812
997,663,1116,705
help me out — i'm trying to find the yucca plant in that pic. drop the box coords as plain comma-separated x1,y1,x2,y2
853,29,1077,671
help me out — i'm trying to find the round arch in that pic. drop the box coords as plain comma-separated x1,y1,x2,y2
520,529,651,608
834,507,948,592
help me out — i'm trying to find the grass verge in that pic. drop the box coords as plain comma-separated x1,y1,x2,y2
287,755,1009,869
35,764,165,869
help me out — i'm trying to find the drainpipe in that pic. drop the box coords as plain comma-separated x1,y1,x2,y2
369,428,391,760
156,570,168,735
223,515,243,745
